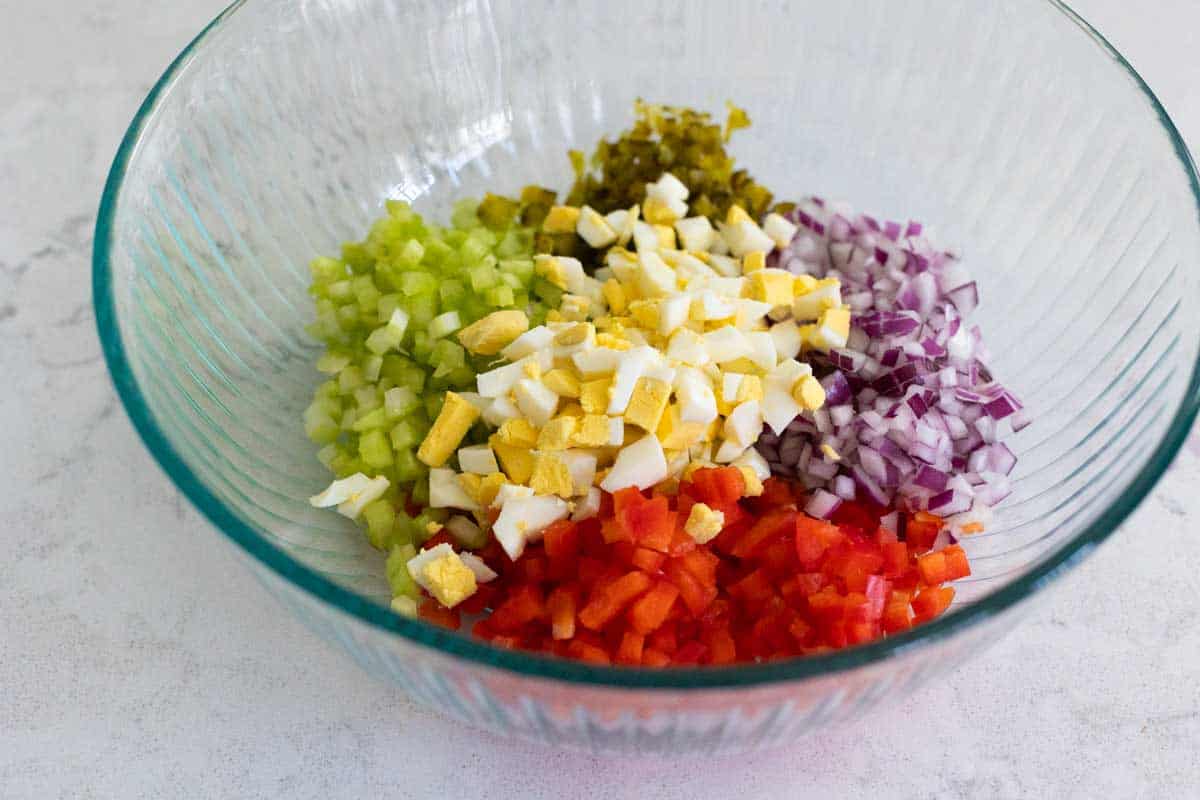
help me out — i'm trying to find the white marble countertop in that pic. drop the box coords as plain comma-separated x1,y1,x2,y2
4,2,1200,797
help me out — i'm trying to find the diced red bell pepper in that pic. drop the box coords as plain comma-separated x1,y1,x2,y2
489,635,521,649
418,599,462,630
905,512,944,551
542,519,580,578
648,622,678,655
944,544,971,580
663,559,718,616
788,616,814,645
628,580,680,634
731,509,798,559
546,584,579,640
615,631,645,665
579,571,653,630
845,619,879,645
882,599,913,633
882,540,910,578
516,553,548,584
566,639,611,664
600,517,630,544
678,548,720,587
642,647,671,667
704,627,737,664
826,544,885,592
576,556,607,590
672,640,708,665
631,546,667,573
421,531,459,552
667,526,697,556
488,583,544,633
795,515,846,568
612,488,676,552
457,582,497,615
686,466,745,506
728,568,775,615
911,585,955,623
806,585,846,622
829,499,882,535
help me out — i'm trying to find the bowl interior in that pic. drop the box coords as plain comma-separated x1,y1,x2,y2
98,0,1200,683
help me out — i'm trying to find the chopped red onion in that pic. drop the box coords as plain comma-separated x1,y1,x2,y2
832,475,857,500
805,489,843,519
757,197,1025,517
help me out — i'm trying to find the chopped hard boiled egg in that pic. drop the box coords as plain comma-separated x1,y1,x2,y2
457,444,499,474
405,544,478,608
492,494,570,560
429,467,481,511
600,433,668,492
309,473,390,520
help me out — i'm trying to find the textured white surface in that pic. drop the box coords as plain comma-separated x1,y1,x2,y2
3,1,1200,797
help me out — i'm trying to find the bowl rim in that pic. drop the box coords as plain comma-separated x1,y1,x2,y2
94,0,1200,689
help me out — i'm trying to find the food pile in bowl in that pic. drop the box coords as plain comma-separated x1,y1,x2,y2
303,102,1024,666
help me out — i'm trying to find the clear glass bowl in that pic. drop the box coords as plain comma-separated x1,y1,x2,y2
94,0,1200,754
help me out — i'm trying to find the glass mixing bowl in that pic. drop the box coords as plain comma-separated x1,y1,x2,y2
94,0,1200,754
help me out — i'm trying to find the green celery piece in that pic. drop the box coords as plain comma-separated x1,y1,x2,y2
359,429,394,468
386,543,421,598
351,407,388,433
310,256,346,284
362,499,396,550
337,365,365,393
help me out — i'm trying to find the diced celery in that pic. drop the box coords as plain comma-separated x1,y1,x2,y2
429,311,462,339
389,417,424,451
353,385,380,411
486,285,515,307
362,499,396,550
532,276,564,306
316,444,339,468
335,305,359,330
315,352,351,374
384,386,420,418
304,408,340,444
446,517,489,549
411,508,447,542
441,365,477,388
385,199,414,221
499,258,534,281
438,279,466,306
431,339,464,369
327,280,354,301
351,407,389,433
330,450,365,478
377,293,401,322
310,256,346,284
450,198,480,229
341,242,372,272
400,271,437,297
338,366,365,393
359,429,394,468
410,476,430,508
424,392,446,421
407,293,438,327
393,449,424,482
424,238,453,265
411,331,433,363
397,238,425,267
386,543,421,598
364,355,383,382
468,263,498,291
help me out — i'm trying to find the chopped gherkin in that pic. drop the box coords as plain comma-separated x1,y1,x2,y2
564,99,774,222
